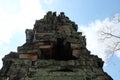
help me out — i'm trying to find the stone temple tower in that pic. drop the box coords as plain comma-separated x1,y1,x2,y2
0,11,113,80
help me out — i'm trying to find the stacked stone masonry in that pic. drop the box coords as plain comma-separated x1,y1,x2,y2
0,11,113,80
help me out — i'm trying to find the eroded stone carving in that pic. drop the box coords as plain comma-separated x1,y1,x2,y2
0,11,113,80
25,29,34,43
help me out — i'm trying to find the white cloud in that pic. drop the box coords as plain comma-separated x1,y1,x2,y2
0,0,45,45
79,16,120,62
44,0,54,5
0,0,45,68
16,0,45,30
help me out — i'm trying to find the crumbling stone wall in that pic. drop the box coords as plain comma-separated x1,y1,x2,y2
0,11,113,80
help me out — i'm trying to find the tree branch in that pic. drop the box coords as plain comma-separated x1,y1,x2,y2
101,31,120,39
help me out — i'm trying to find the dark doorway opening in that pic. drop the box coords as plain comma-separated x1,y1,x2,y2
53,38,77,60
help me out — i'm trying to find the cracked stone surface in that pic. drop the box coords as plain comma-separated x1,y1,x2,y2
0,11,113,80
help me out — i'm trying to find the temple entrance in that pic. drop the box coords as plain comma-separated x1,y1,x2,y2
53,38,74,60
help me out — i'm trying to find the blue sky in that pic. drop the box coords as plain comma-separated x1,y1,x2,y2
0,0,120,79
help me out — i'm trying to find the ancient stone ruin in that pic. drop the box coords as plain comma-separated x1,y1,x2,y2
0,11,113,80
